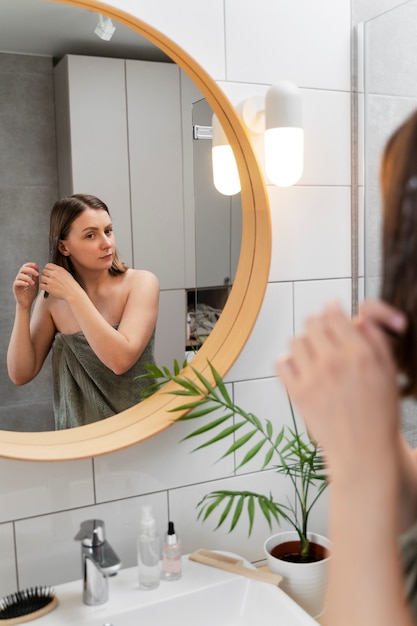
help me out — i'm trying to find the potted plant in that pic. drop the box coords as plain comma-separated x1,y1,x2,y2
141,360,330,618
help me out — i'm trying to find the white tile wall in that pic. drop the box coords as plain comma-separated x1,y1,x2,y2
0,458,94,523
225,0,351,91
0,523,16,594
299,90,351,187
15,492,167,588
293,278,352,335
269,186,351,283
0,0,359,597
226,281,294,382
353,0,406,24
232,376,295,475
168,469,297,563
93,410,234,503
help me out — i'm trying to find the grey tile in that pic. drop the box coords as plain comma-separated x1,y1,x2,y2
0,399,54,432
0,64,57,187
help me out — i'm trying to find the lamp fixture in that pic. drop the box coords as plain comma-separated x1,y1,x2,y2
94,14,116,41
210,81,303,195
211,114,241,196
240,81,303,187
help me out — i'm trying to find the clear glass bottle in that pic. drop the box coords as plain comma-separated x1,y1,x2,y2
137,505,160,590
161,521,182,581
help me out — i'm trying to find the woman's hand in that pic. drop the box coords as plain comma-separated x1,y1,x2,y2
12,262,39,308
39,263,81,301
276,301,401,476
357,298,407,335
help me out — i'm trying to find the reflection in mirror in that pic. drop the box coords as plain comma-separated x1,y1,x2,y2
0,0,241,432
187,98,242,355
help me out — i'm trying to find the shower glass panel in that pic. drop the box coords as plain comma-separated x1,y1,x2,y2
361,0,417,445
362,0,417,299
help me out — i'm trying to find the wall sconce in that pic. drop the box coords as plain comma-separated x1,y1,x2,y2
94,14,116,41
210,81,303,195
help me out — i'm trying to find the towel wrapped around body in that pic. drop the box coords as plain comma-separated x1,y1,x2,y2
52,327,156,430
401,522,417,623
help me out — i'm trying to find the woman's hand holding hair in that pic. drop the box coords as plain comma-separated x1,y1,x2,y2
13,262,39,308
39,263,83,302
357,298,407,336
276,300,402,477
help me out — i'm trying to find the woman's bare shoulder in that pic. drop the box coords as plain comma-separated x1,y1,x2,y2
126,268,160,289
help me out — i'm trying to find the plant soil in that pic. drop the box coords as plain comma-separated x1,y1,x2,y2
270,540,328,564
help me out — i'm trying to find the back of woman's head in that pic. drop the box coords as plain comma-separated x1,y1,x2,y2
381,109,417,396
49,193,127,278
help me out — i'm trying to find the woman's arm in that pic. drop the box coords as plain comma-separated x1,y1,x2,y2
326,456,413,626
41,265,160,374
276,302,415,626
7,263,56,384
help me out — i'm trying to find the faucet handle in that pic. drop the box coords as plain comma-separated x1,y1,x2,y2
75,519,106,546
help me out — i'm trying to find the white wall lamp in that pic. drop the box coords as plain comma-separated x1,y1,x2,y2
94,14,116,41
211,81,304,195
211,114,241,196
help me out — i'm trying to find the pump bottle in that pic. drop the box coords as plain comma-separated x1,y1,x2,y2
137,505,160,589
161,521,182,581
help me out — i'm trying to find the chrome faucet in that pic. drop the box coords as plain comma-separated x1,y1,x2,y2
74,519,121,606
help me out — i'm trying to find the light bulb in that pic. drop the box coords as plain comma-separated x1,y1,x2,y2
211,114,241,196
212,145,241,196
265,127,304,187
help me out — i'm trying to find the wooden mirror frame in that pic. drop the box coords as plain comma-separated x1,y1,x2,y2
0,0,271,462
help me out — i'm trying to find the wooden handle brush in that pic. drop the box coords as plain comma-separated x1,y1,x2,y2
189,549,282,586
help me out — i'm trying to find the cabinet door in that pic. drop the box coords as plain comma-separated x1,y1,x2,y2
192,98,238,289
54,55,132,265
126,60,185,290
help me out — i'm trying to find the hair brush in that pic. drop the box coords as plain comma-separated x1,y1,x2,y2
0,586,58,624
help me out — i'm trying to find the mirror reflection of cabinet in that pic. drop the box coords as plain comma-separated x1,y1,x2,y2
54,54,200,367
192,98,242,290
187,99,242,352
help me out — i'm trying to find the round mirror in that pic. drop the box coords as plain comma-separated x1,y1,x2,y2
0,0,271,461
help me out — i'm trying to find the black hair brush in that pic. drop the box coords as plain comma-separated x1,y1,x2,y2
0,586,58,624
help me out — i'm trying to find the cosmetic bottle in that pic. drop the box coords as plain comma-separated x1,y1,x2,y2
161,521,182,581
137,505,160,590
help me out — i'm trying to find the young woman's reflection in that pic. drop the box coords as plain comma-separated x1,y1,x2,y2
7,194,159,429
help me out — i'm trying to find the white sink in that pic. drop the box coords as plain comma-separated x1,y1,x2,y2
38,554,318,625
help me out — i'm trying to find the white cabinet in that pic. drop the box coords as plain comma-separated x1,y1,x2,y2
54,55,132,265
192,98,242,290
126,60,185,290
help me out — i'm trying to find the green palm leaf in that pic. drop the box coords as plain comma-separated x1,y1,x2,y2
139,359,328,554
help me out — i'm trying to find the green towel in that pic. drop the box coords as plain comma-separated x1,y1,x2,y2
52,327,156,430
401,523,417,623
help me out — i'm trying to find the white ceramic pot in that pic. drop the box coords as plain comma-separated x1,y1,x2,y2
264,531,331,618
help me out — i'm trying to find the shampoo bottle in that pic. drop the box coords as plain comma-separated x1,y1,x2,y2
161,521,182,581
137,505,160,590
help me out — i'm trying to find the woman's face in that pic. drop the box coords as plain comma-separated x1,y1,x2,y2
58,208,115,272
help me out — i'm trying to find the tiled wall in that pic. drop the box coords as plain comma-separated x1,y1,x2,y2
0,0,401,597
0,54,56,432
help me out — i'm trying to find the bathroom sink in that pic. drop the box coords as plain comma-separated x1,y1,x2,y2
37,554,317,625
